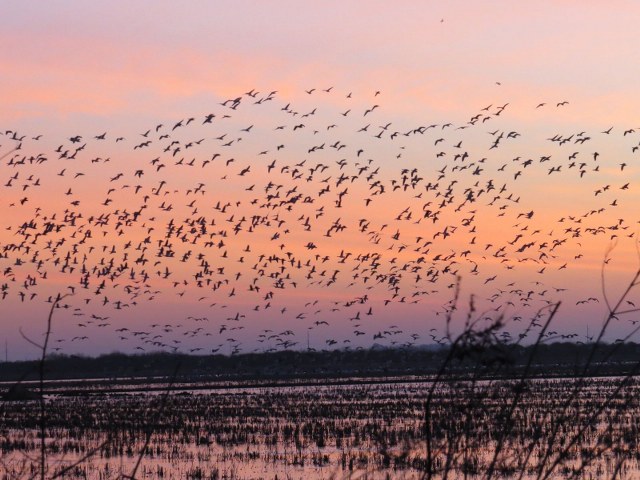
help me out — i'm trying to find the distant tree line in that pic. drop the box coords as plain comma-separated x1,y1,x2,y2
1,342,639,384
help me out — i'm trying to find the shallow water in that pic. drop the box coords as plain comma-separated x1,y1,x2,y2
2,377,640,479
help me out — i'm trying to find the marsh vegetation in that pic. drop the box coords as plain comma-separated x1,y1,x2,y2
2,374,640,479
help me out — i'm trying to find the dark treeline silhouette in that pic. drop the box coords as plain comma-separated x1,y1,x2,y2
2,341,640,386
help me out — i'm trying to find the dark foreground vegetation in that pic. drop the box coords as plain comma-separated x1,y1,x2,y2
2,341,640,385
2,377,640,479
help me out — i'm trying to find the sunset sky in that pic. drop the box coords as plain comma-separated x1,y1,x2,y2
2,2,640,360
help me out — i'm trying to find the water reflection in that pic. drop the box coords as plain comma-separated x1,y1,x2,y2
2,377,639,479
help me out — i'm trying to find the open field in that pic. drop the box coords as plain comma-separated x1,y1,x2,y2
2,375,640,479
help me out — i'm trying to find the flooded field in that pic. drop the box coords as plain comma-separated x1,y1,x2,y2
2,376,640,479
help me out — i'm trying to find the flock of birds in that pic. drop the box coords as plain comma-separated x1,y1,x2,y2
1,87,639,356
